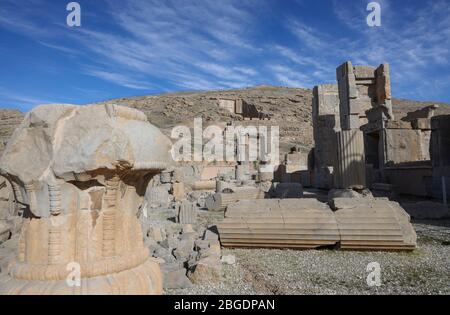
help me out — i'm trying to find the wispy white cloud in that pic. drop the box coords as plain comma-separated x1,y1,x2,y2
84,69,155,90
330,0,450,99
71,0,262,90
268,65,314,88
0,0,449,105
287,20,329,51
0,86,57,111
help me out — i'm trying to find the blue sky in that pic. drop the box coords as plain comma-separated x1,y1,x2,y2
0,0,449,112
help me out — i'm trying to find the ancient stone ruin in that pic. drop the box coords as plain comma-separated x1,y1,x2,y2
0,104,172,294
218,98,271,120
311,61,448,201
218,198,416,250
0,60,448,295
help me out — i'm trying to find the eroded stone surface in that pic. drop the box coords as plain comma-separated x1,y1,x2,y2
0,104,173,295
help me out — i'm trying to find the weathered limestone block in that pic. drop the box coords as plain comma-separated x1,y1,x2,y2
235,164,251,182
160,170,172,184
188,255,222,284
0,104,173,295
205,187,265,211
258,171,274,182
218,199,340,249
172,168,184,183
187,191,210,208
411,118,431,130
161,263,192,289
172,182,185,202
337,61,394,129
145,186,171,209
385,129,428,164
327,188,373,205
218,198,416,251
334,129,366,189
191,180,216,191
337,62,359,130
332,198,417,250
177,201,197,225
215,180,236,193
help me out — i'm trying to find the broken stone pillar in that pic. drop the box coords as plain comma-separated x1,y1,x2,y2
312,84,340,189
0,104,173,295
334,129,366,189
177,201,197,225
215,179,236,193
145,186,171,209
235,163,251,182
219,198,417,251
331,198,417,250
218,199,340,249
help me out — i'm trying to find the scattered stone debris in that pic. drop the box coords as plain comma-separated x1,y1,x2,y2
221,255,236,265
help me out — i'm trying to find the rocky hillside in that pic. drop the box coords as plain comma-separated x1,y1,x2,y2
0,109,24,155
99,86,315,154
99,86,450,153
1,86,449,156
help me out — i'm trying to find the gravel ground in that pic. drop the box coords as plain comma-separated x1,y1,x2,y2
167,220,450,295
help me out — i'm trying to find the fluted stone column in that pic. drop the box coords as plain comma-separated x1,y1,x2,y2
334,129,366,189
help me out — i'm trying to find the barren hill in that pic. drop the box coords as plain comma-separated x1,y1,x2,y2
99,86,450,154
0,109,24,155
1,86,450,156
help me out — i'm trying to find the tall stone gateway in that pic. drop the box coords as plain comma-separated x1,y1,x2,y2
0,104,173,295
333,61,394,189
